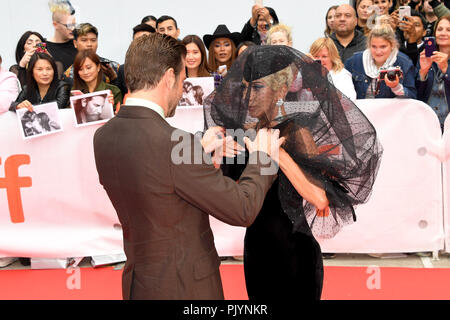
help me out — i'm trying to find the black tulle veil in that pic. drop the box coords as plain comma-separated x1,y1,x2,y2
204,45,382,239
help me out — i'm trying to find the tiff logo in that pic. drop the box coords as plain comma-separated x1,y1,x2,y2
0,155,32,223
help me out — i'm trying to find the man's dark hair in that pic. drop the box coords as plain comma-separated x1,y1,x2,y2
410,9,427,32
73,23,98,41
133,23,156,37
156,15,178,29
141,15,157,24
125,33,186,92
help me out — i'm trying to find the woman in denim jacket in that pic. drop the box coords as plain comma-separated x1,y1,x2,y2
417,15,450,131
345,21,417,99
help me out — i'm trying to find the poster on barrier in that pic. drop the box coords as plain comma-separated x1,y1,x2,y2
70,90,114,127
16,102,63,140
178,77,214,107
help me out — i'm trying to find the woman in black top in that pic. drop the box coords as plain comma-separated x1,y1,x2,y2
10,52,69,111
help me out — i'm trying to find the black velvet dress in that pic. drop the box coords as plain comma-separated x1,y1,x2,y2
244,178,324,301
222,161,323,301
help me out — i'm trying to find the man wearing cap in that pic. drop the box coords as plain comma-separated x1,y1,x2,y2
241,4,279,45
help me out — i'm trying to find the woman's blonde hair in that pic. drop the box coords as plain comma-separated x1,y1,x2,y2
309,37,344,72
266,24,292,45
261,65,295,92
367,17,399,49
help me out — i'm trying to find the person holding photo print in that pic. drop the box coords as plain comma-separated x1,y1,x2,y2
71,50,122,111
75,94,108,123
10,52,70,112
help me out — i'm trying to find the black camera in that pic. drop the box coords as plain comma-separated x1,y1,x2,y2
379,66,403,82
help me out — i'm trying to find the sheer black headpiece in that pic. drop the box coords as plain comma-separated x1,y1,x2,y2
204,45,383,238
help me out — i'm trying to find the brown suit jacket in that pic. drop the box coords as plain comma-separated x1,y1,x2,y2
93,105,277,300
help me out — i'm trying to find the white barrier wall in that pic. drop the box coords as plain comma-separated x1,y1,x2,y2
0,99,448,259
320,99,445,254
0,111,122,259
210,99,447,255
444,117,450,253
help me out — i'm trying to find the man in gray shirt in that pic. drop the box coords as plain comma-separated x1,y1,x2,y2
330,4,367,63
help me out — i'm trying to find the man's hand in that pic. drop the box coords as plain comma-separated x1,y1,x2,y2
101,63,117,81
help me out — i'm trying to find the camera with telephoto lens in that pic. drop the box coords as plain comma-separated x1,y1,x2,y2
379,66,403,82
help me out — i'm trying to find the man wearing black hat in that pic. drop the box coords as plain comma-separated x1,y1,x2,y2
241,4,279,45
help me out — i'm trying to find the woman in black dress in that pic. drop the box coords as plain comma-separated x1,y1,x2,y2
204,45,382,300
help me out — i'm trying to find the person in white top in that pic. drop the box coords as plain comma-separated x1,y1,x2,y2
309,37,357,101
0,54,19,114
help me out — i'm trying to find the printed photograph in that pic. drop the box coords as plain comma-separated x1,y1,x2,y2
70,90,114,127
178,77,214,107
17,102,63,140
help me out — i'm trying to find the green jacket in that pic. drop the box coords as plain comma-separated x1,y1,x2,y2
96,81,122,110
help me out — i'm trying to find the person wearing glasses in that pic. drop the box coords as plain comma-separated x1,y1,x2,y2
46,4,78,71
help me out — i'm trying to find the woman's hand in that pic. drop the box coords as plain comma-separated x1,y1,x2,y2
250,4,264,26
419,50,433,80
431,51,449,73
389,9,400,30
16,100,33,112
384,74,400,89
19,48,37,68
107,90,114,105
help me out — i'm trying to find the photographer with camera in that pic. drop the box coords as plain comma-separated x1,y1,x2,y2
240,3,279,45
345,22,417,99
417,15,450,130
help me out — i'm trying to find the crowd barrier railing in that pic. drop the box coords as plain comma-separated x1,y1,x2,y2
0,100,448,260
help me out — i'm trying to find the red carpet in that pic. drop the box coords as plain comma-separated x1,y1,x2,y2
0,265,449,300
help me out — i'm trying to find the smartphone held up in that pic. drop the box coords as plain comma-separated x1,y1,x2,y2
424,37,437,58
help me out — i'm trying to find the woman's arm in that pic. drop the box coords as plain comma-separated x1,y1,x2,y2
278,147,329,211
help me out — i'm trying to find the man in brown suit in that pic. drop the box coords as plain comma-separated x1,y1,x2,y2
93,33,284,300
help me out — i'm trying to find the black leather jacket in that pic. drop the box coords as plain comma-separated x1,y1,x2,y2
10,80,70,111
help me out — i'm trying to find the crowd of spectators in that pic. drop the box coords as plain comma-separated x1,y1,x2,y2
2,0,450,267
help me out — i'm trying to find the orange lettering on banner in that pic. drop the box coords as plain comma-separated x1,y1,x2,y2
0,155,32,223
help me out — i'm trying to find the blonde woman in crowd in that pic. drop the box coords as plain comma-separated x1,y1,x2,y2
344,21,416,99
309,37,357,101
266,24,293,46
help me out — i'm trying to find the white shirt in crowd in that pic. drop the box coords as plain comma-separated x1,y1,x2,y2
329,68,357,102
